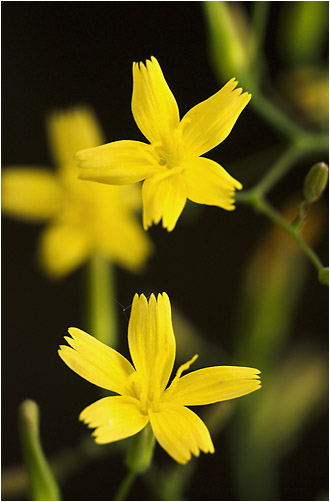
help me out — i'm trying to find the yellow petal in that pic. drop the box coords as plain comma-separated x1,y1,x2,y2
163,366,261,406
132,56,180,147
182,157,242,210
128,293,176,401
77,140,159,185
149,404,214,464
38,223,91,278
1,168,63,221
47,106,105,173
142,173,186,231
80,395,149,444
99,210,153,272
180,78,251,158
59,327,135,395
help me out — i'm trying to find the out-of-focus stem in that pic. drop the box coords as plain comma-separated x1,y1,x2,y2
113,470,137,501
87,253,117,347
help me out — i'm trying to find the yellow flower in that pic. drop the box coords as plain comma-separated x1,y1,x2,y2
59,292,261,464
77,57,251,231
2,107,152,277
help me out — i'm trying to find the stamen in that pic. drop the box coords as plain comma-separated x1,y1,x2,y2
171,354,199,387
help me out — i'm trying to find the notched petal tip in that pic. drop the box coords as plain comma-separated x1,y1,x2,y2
158,291,170,303
67,326,78,335
75,147,91,161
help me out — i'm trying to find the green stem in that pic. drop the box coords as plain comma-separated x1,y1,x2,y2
251,90,329,151
247,195,324,273
113,469,137,501
251,1,270,80
254,144,303,195
251,91,306,142
237,138,328,200
87,253,117,348
114,425,155,501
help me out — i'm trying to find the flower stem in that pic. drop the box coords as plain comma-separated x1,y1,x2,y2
259,199,323,272
251,90,329,153
236,137,328,285
240,192,324,275
113,469,137,501
253,144,303,195
87,253,117,347
251,1,270,83
251,91,306,142
114,425,155,501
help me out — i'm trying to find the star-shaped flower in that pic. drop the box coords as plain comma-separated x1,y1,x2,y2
77,57,251,231
2,107,152,277
59,292,261,464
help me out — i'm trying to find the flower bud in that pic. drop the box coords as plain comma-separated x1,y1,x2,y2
318,267,329,286
303,162,328,204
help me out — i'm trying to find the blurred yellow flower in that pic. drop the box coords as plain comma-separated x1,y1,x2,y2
2,107,152,277
77,57,251,231
59,292,261,464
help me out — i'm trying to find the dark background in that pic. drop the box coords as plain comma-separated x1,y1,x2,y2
2,2,328,501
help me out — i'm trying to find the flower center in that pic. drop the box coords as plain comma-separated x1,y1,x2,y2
153,128,183,170
128,372,161,414
156,148,181,169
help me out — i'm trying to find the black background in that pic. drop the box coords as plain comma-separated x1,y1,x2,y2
2,2,328,501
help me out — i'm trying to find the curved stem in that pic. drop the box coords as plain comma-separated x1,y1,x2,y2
251,91,306,142
237,139,328,202
254,144,303,195
240,193,324,273
259,199,323,271
113,469,137,501
251,91,329,151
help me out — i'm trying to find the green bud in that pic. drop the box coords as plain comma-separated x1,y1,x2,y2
19,400,60,501
125,423,155,473
303,162,328,204
318,267,329,286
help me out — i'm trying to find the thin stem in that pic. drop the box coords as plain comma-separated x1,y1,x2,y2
251,91,306,142
237,136,328,201
251,91,329,151
254,144,303,195
87,253,117,348
113,469,137,501
114,425,155,500
247,195,324,273
251,1,270,67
